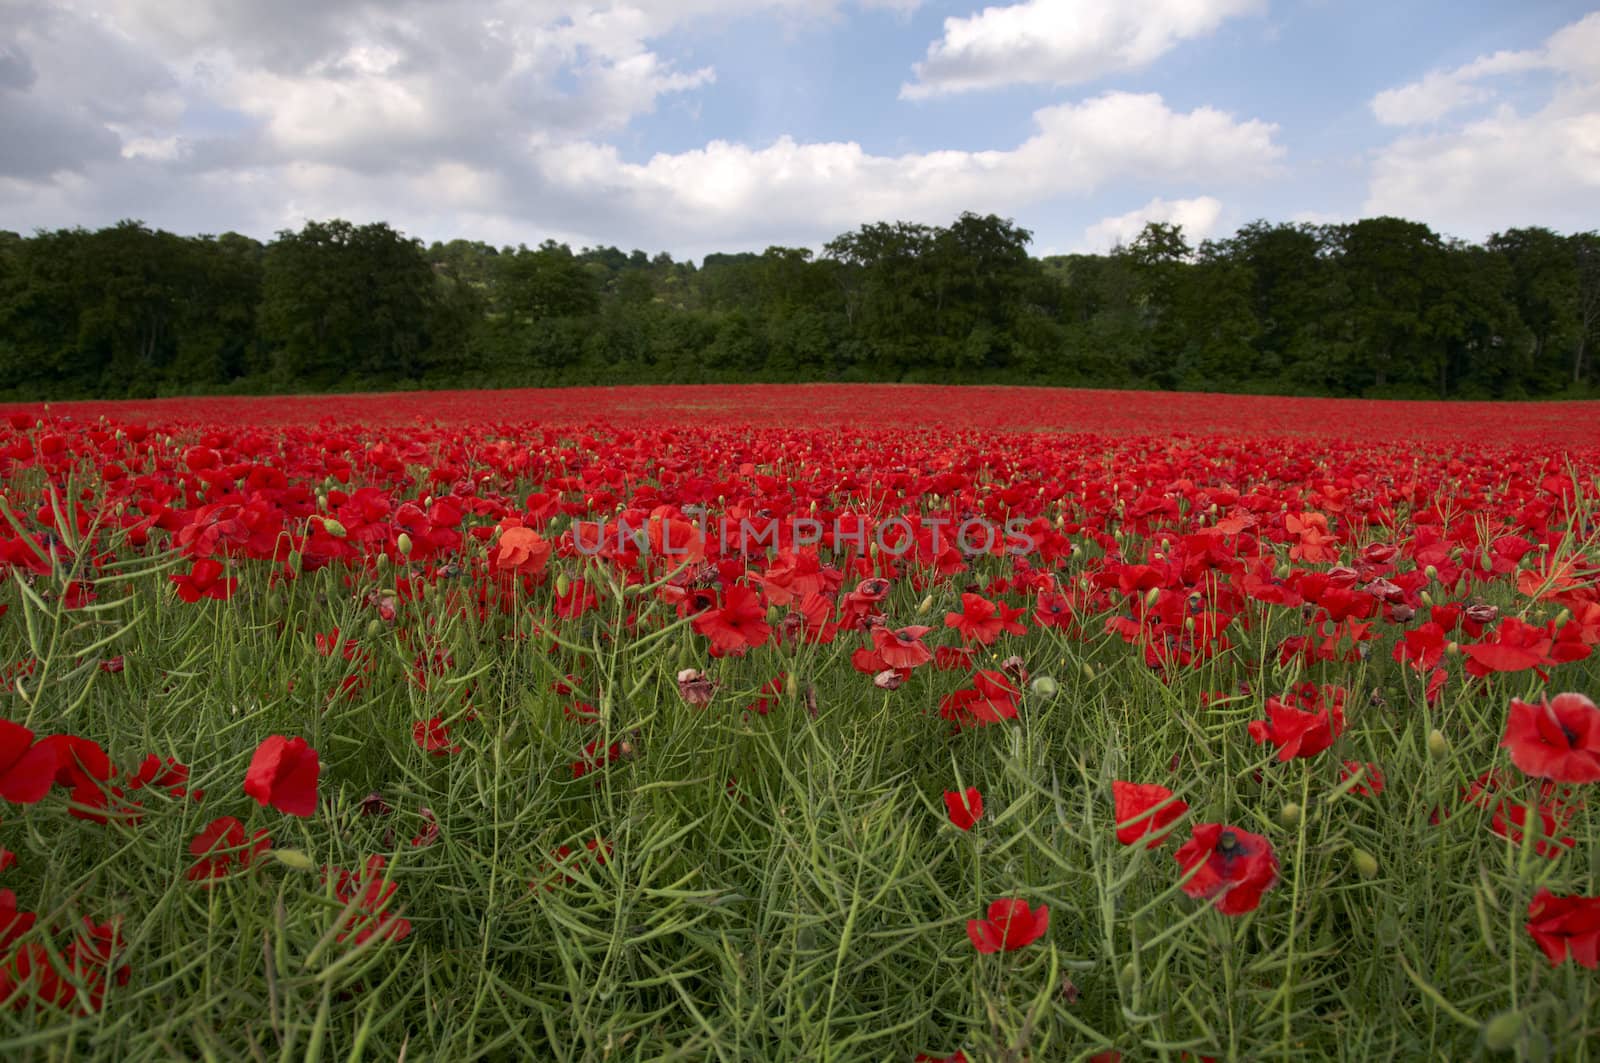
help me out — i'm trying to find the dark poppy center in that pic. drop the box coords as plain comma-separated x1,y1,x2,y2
1561,722,1579,746
1217,830,1239,852
895,630,915,642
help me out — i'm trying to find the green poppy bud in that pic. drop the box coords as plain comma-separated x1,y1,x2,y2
1279,802,1302,828
397,532,413,556
555,571,571,598
1482,1010,1522,1052
1428,729,1449,760
1352,849,1379,879
1030,675,1059,698
322,518,347,539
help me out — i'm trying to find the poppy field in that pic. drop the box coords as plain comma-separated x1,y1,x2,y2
1,383,1598,1061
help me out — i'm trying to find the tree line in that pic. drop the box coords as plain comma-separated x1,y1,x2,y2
1,212,1596,400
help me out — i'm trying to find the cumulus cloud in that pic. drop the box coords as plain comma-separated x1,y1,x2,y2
1364,12,1600,238
1077,196,1223,252
0,0,1288,256
530,93,1278,251
901,0,1265,98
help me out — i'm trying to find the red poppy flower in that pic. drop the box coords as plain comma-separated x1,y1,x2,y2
0,888,36,948
939,670,1020,729
1459,770,1578,858
0,720,58,805
325,855,413,945
242,735,321,817
1500,692,1600,784
187,816,272,883
915,1052,969,1063
1339,761,1385,797
691,585,771,656
170,557,238,603
1247,685,1345,761
412,717,461,756
943,787,984,831
490,524,551,576
945,593,1027,645
1525,889,1600,968
871,624,934,669
1174,824,1279,915
967,898,1049,953
1112,781,1187,848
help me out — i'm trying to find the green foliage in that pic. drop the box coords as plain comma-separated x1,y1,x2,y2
2,213,1599,399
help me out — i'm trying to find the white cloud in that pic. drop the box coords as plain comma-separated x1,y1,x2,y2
902,0,1265,98
1364,13,1600,238
532,93,1278,250
1077,195,1223,252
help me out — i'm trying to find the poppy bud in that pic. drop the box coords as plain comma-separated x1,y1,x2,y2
1278,803,1302,828
1419,590,1433,606
785,673,798,698
1274,562,1292,580
1118,962,1136,989
1351,849,1379,879
1143,586,1161,608
1030,675,1059,698
1427,729,1449,760
1082,662,1095,680
323,518,347,539
374,553,389,570
555,571,571,598
366,618,384,639
1424,564,1438,581
272,849,315,871
315,492,327,510
1445,641,1460,656
1482,1010,1523,1052
1479,553,1493,573
397,532,413,556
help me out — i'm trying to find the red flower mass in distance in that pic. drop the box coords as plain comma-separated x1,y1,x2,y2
1500,692,1600,784
242,735,321,817
1525,889,1600,968
1174,824,1279,915
943,787,984,831
967,898,1049,953
1113,781,1188,848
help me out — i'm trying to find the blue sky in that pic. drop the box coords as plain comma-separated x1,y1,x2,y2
1,1,1596,259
